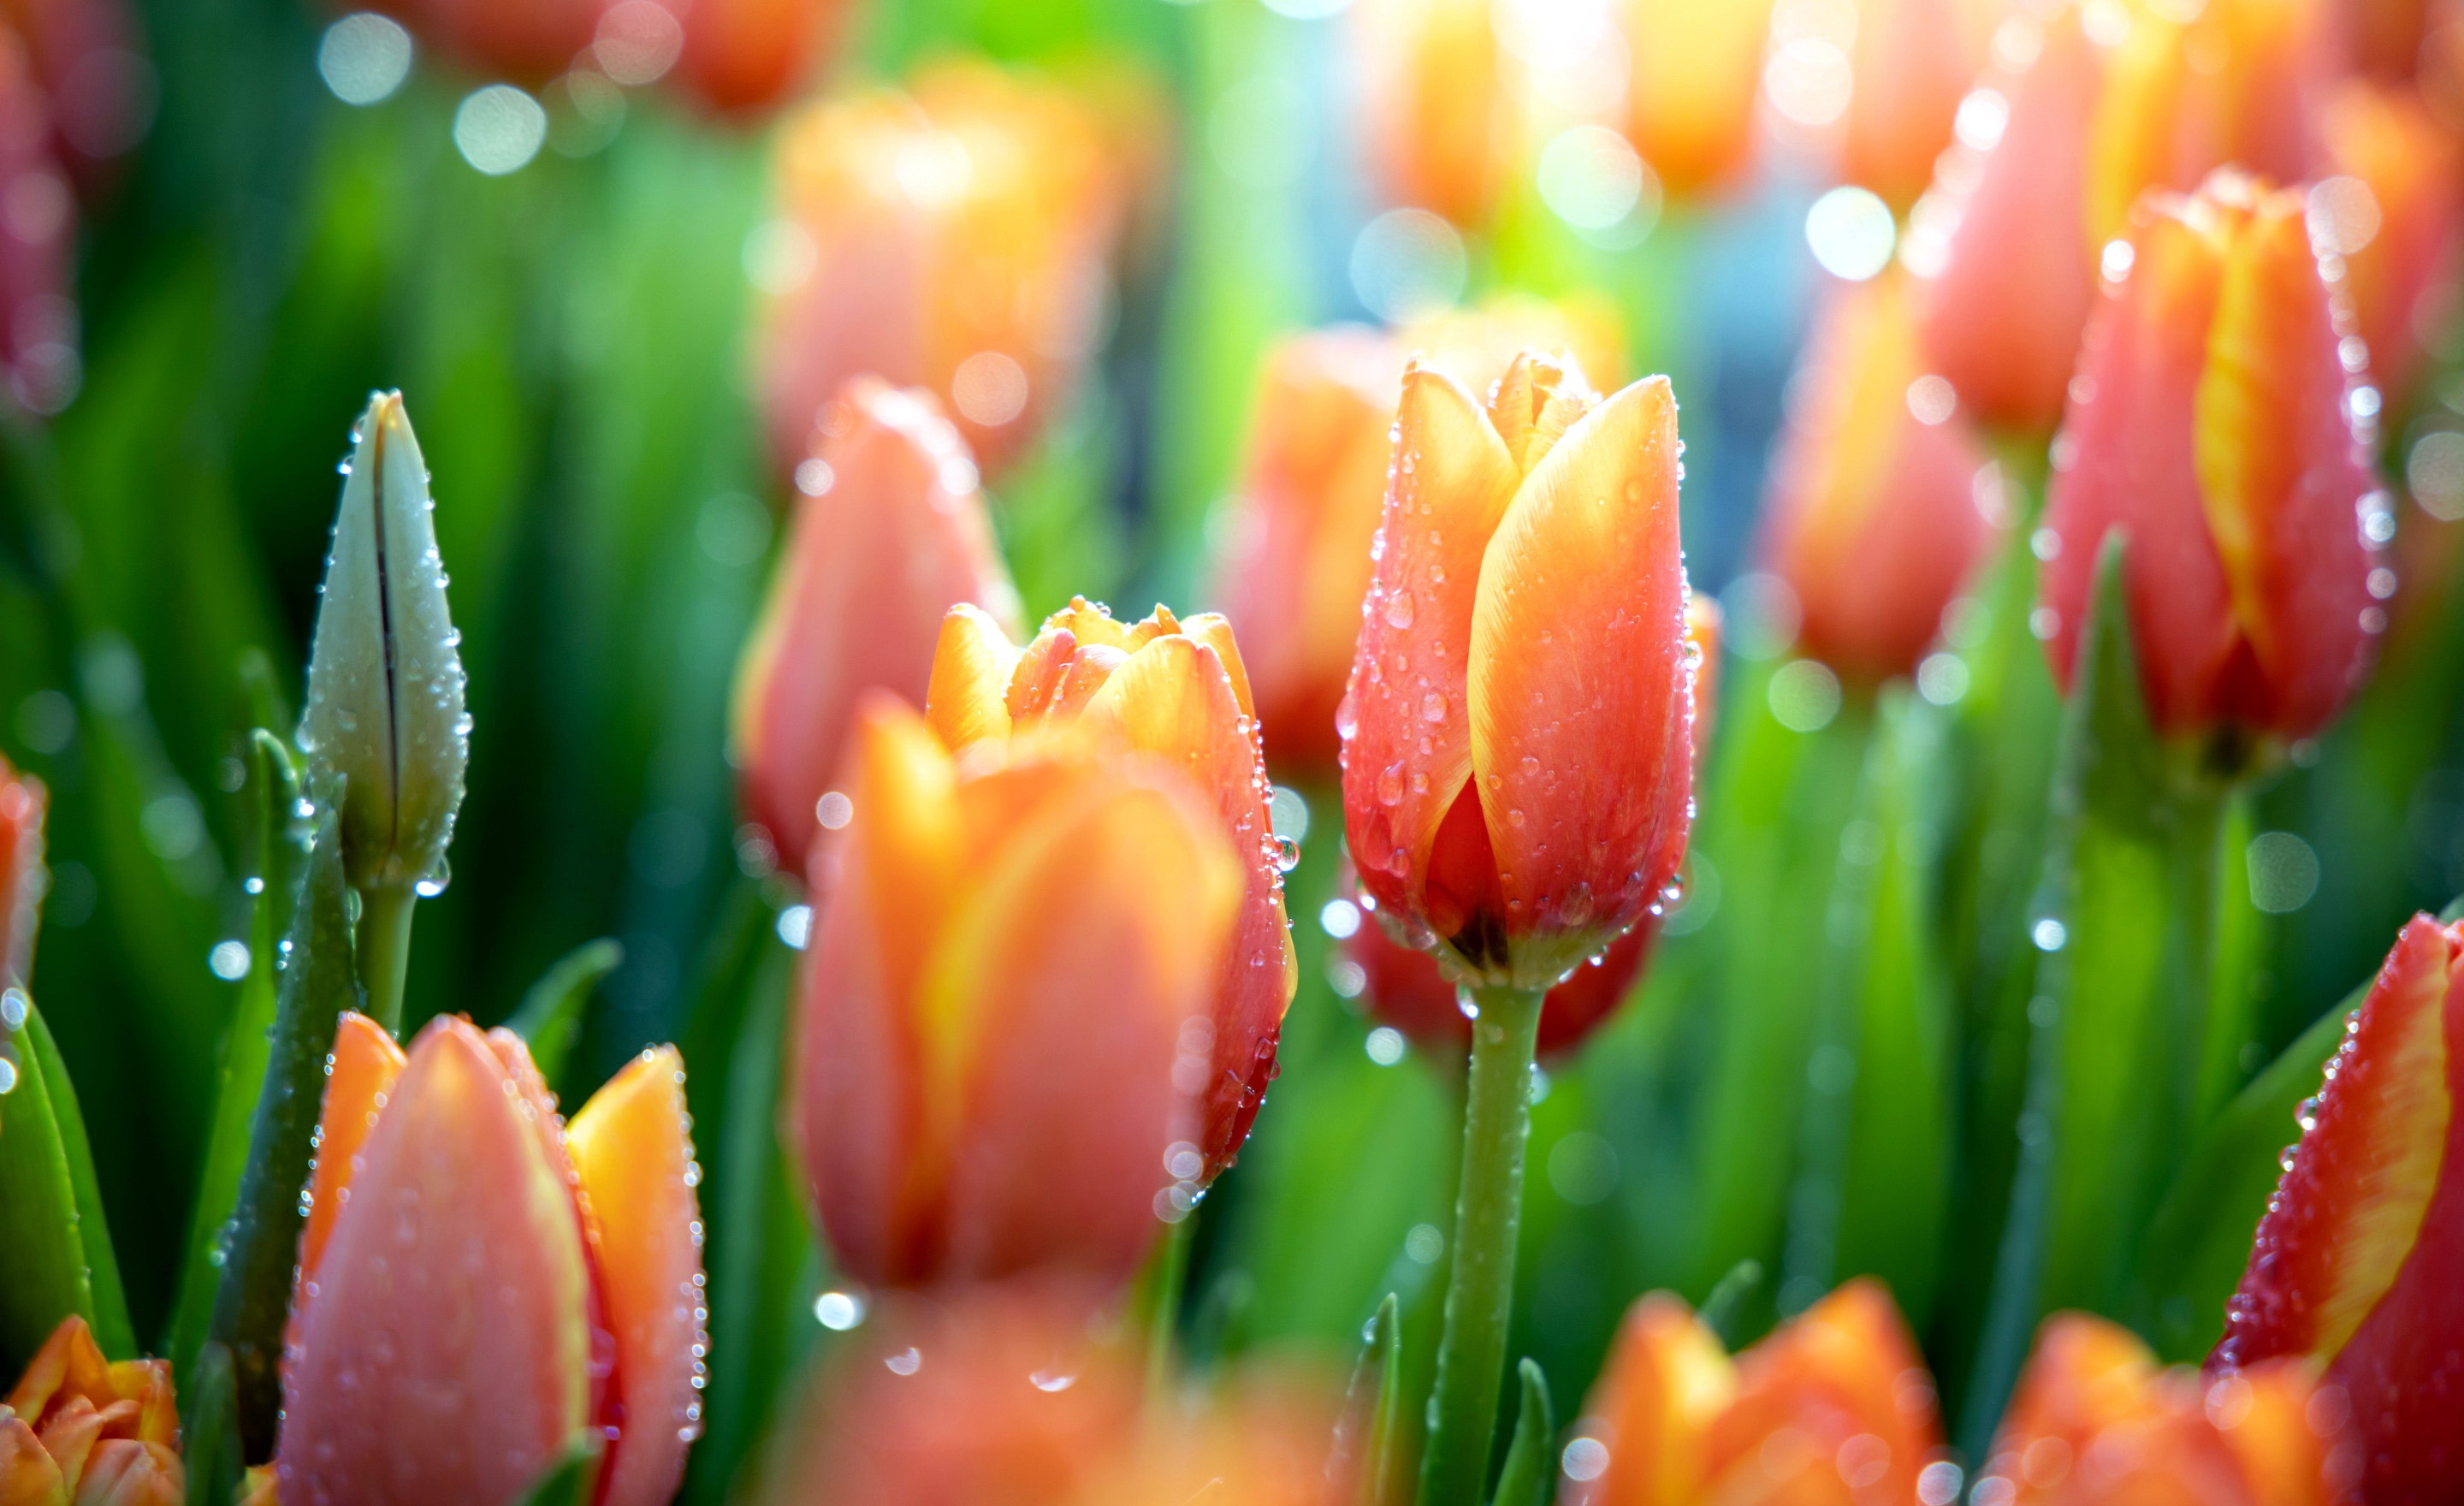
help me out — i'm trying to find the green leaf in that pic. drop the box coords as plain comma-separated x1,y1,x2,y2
0,991,136,1368
209,799,365,1462
1697,1259,1764,1349
180,1342,246,1506
507,937,624,1094
512,1431,605,1506
1332,1294,1407,1506
1487,1360,1555,1506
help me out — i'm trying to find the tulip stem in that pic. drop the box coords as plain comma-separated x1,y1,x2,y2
355,884,416,1035
1419,981,1544,1506
1137,1214,1194,1402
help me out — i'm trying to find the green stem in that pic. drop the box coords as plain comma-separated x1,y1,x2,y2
1419,981,1544,1506
1138,1215,1195,1403
354,883,417,1035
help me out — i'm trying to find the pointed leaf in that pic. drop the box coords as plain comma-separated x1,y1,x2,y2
0,992,134,1369
181,1342,245,1506
1330,1294,1400,1506
507,938,624,1094
1488,1359,1555,1506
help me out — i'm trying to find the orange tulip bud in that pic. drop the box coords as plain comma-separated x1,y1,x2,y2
1561,1280,1942,1506
1986,1313,2359,1505
791,697,1244,1289
1763,272,2000,685
0,755,42,988
1841,0,2001,209
1340,354,1695,991
921,598,1294,1180
0,1316,181,1506
1625,0,1773,195
1353,0,1510,225
731,379,1021,880
2317,81,2464,412
1210,303,1625,774
276,1015,706,1506
755,62,1134,477
2041,170,2386,744
2212,914,2464,1503
0,25,76,419
1910,6,2109,434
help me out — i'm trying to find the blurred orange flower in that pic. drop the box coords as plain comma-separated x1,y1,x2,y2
732,378,1021,880
662,0,857,117
358,0,600,87
790,697,1243,1289
1626,0,1773,195
1353,0,1510,225
2317,80,2463,412
1841,0,2004,208
275,1017,706,1506
0,1315,181,1506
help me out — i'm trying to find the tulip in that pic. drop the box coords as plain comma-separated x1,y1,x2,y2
1841,0,1999,209
355,0,599,87
0,26,77,419
2318,81,2464,412
275,1014,706,1506
1987,1313,2359,1505
0,1315,181,1506
1352,0,1508,226
755,62,1132,477
1209,302,1624,775
1763,271,1999,685
731,378,1021,880
1910,5,2109,434
791,697,1243,1290
1559,1280,1942,1506
2211,912,2464,1503
0,754,41,988
0,0,147,175
923,597,1294,1179
1624,0,1773,195
2040,170,2385,746
665,0,857,117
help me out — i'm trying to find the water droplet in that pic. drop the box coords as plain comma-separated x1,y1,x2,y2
1384,591,1416,629
1377,762,1405,806
1420,691,1446,723
1273,835,1300,873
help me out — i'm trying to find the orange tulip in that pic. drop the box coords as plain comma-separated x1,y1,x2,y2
1559,1280,1942,1506
1842,0,2003,209
2211,913,2464,1503
0,25,76,419
731,378,1021,880
1984,1313,2359,1505
1763,271,1999,685
1625,0,1774,195
354,0,600,86
664,0,857,117
0,1316,181,1506
1910,5,2109,434
275,1016,706,1506
923,598,1294,1180
755,62,1134,477
1340,353,1695,991
0,754,41,987
2040,170,2384,743
1209,303,1624,775
791,697,1243,1289
2318,81,2464,412
1353,0,1509,225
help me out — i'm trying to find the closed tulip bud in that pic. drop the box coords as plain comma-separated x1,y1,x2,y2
1764,272,1999,685
0,755,41,988
2040,170,2384,745
792,697,1244,1289
1559,1280,1941,1506
1988,1313,2358,1505
664,0,858,117
0,1316,181,1506
1910,6,2109,434
299,391,469,898
0,27,77,419
1841,0,2000,209
276,1015,706,1506
2211,913,2464,1502
1624,0,1773,195
924,597,1293,1178
755,62,1132,477
1353,0,1509,226
1340,353,1695,991
732,379,1020,879
2317,82,2463,412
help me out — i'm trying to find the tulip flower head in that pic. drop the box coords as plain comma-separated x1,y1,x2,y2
0,754,42,988
2040,170,2386,750
792,697,1245,1289
1840,0,2001,208
2317,81,2464,412
732,378,1020,879
353,0,600,86
1340,353,1695,992
661,0,859,117
2212,912,2464,1503
276,1015,706,1506
1559,1280,1942,1506
1626,0,1773,195
0,1315,181,1506
1762,271,1999,685
1992,1313,2359,1505
0,25,75,419
1353,0,1510,226
924,598,1295,1180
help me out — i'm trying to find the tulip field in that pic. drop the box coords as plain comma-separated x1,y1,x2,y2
5,0,2464,1500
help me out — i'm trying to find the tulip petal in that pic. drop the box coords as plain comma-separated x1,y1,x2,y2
1704,1281,1938,1503
1176,613,1257,722
1561,1294,1733,1506
276,1017,591,1506
568,1046,708,1506
297,1011,407,1292
0,1414,62,1505
1342,366,1520,934
924,605,1022,751
1467,376,1692,976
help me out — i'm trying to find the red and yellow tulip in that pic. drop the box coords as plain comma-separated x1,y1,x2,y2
1340,352,1695,990
1762,271,1999,685
274,1016,705,1506
2040,170,2384,743
791,697,1243,1289
0,755,41,988
0,1316,181,1506
731,378,1020,880
2319,81,2464,412
923,597,1294,1179
2211,913,2464,1503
